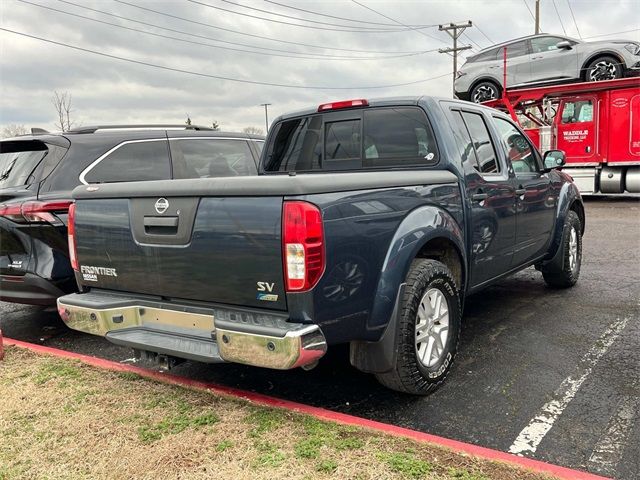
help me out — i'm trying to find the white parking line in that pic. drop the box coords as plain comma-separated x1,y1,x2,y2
588,391,639,476
508,317,629,456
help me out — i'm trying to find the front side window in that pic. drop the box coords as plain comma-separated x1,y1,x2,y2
84,140,170,183
561,100,594,123
461,112,501,174
531,36,567,53
363,107,438,167
493,117,539,173
170,139,257,178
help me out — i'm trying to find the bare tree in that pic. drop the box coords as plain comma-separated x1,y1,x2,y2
1,124,28,138
52,91,74,131
211,121,220,131
243,126,264,136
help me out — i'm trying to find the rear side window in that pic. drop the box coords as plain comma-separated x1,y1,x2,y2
497,40,529,59
264,115,322,172
449,111,480,172
170,139,257,178
264,106,437,172
469,48,498,63
0,140,48,188
84,140,170,183
460,112,501,174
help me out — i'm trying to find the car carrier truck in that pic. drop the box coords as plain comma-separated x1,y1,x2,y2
485,77,640,195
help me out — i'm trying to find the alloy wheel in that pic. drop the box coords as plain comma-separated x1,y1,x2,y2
589,61,617,81
415,287,450,368
473,85,497,103
569,226,578,272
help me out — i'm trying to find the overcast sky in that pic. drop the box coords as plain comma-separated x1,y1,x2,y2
1,0,638,133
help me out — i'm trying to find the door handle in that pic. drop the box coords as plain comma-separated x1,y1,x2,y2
471,192,489,202
532,56,543,60
515,187,526,196
143,216,178,227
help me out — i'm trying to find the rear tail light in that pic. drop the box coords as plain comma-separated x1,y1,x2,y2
318,99,369,112
282,201,325,292
67,202,78,271
0,200,73,224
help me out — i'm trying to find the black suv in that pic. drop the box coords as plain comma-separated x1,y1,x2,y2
0,125,264,305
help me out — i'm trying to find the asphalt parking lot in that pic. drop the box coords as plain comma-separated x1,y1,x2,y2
2,197,638,480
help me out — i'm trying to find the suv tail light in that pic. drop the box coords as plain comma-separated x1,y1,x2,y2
0,200,73,224
282,201,324,292
318,99,369,112
67,202,78,271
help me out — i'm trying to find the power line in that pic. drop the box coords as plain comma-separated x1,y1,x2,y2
263,0,429,28
583,28,639,39
20,0,430,61
474,24,494,44
187,0,418,33
522,0,535,21
551,0,568,36
462,32,482,49
0,27,452,90
217,0,437,30
111,0,427,55
566,0,582,39
350,0,448,44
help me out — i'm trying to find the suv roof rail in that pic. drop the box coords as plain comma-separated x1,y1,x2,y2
31,128,50,135
66,124,215,134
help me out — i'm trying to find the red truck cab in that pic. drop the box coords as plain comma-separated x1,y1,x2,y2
486,77,640,194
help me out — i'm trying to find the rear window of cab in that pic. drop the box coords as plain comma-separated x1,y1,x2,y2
263,106,439,172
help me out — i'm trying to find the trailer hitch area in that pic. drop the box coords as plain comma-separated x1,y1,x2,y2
133,349,185,371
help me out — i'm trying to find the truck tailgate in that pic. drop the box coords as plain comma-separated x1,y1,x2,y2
74,195,286,310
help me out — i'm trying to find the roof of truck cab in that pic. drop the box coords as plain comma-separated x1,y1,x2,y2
274,96,423,122
272,95,500,124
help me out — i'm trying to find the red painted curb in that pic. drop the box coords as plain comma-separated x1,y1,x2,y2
4,337,609,480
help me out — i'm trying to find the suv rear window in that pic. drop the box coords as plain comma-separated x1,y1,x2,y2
170,139,257,178
0,140,48,188
264,106,438,172
83,140,170,183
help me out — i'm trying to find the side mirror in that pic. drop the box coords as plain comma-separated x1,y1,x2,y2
543,150,566,170
556,40,573,50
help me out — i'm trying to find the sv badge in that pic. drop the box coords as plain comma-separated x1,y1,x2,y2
257,282,275,292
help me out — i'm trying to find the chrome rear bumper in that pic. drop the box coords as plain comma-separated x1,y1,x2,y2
57,292,326,370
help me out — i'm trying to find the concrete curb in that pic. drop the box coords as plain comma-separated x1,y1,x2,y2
3,337,610,480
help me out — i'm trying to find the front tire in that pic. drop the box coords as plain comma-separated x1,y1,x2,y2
375,259,461,395
470,81,500,103
542,210,582,288
585,56,623,82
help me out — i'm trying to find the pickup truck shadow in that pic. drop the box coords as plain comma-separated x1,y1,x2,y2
168,267,570,417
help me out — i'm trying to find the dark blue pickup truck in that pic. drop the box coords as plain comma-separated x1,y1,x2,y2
57,97,584,394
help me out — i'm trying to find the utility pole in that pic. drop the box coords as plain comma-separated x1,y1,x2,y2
535,0,540,34
260,103,271,133
438,21,473,97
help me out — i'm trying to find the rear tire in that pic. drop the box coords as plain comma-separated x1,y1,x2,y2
375,259,461,395
585,56,623,82
542,210,582,288
470,81,500,103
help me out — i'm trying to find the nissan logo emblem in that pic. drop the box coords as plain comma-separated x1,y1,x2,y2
155,198,169,214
